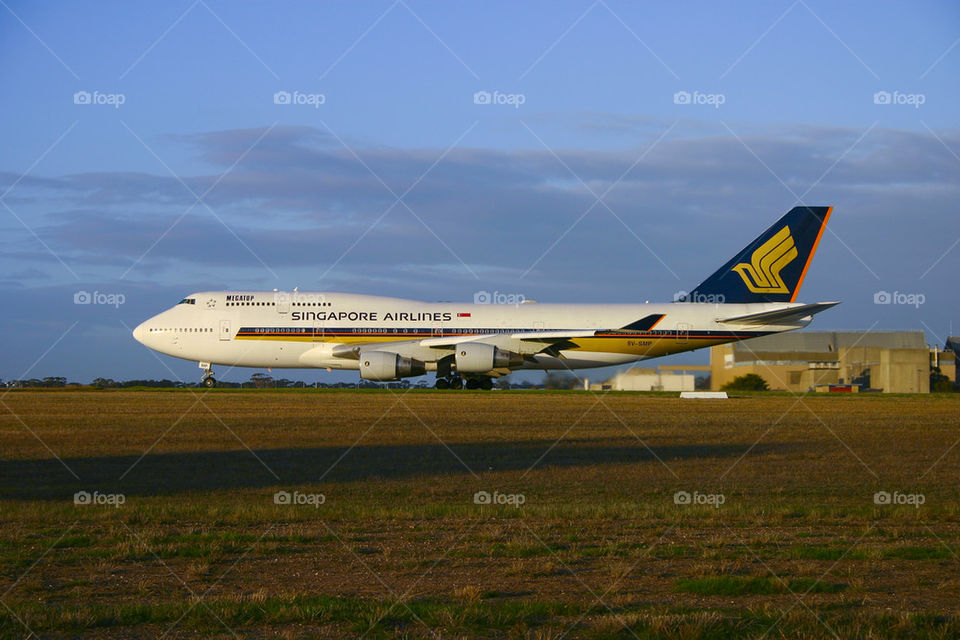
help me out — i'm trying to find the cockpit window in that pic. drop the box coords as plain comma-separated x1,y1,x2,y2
178,298,196,305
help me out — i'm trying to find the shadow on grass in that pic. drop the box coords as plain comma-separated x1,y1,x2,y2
0,439,802,500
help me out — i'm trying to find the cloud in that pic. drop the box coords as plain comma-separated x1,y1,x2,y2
1,119,956,311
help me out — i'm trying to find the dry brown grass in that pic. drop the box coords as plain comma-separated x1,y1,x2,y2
0,389,959,638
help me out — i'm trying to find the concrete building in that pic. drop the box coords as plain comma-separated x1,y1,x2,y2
710,331,934,393
591,368,695,391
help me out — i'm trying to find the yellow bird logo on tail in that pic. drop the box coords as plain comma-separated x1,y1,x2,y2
731,225,798,294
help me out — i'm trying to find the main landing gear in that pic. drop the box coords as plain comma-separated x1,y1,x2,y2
199,362,216,388
434,375,494,390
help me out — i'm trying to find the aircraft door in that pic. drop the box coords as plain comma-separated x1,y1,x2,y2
675,322,690,343
219,320,231,341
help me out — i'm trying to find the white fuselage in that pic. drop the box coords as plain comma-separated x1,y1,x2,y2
133,291,807,374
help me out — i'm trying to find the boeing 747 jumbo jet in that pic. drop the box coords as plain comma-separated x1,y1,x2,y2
133,206,836,389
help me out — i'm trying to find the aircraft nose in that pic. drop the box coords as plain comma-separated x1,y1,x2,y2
132,321,147,345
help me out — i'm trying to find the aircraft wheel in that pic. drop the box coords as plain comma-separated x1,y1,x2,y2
465,378,480,390
435,378,450,390
203,377,217,388
480,378,494,390
449,377,464,390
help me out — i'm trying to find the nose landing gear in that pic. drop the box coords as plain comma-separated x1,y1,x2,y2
199,362,216,388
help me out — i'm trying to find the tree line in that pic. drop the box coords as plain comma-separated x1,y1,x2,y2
1,374,541,390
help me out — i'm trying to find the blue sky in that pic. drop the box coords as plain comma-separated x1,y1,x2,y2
1,0,958,384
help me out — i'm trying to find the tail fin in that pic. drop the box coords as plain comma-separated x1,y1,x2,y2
683,206,832,304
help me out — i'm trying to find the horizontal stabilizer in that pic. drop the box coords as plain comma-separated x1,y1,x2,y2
719,302,839,326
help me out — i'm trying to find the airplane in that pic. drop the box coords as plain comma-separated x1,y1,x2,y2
133,206,836,390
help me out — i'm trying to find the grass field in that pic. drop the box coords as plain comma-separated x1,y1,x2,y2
1,389,959,639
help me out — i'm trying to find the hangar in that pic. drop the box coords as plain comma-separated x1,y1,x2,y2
709,331,955,393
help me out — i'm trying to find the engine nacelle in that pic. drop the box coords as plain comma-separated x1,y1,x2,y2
359,351,426,381
454,342,523,373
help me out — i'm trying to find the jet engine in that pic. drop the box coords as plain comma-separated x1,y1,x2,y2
359,351,426,381
454,342,523,373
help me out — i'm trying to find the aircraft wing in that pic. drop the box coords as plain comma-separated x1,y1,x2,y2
718,302,839,326
421,330,599,360
331,330,594,359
